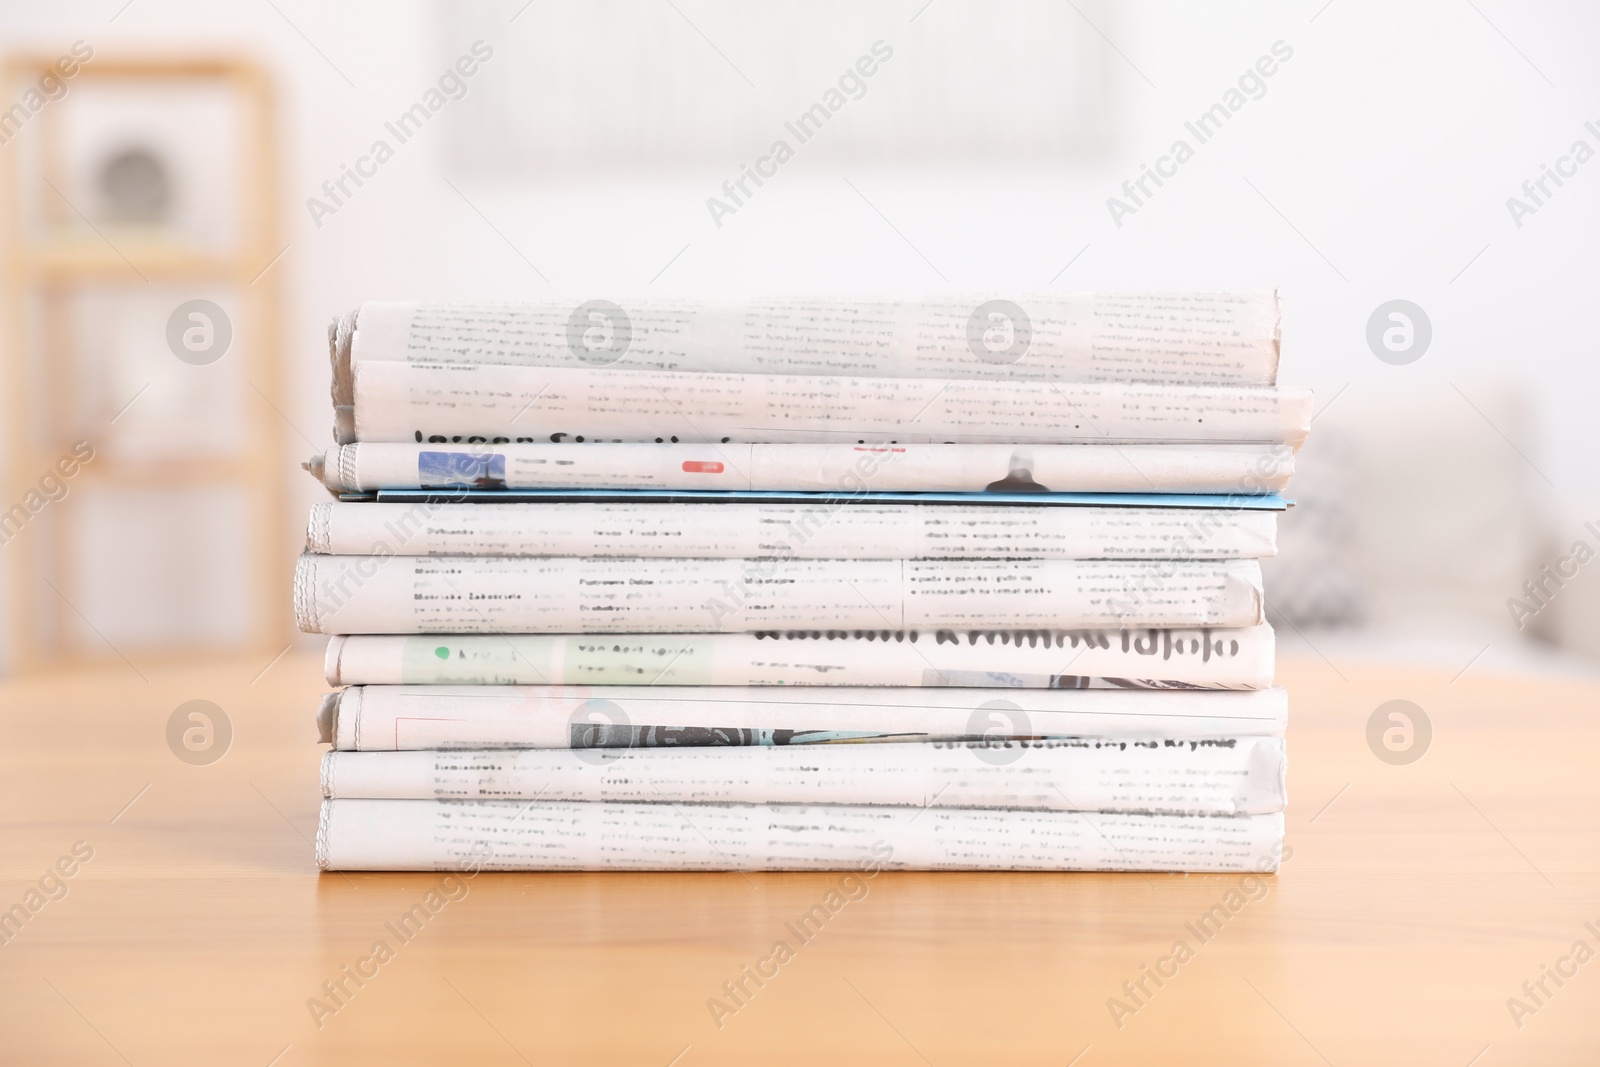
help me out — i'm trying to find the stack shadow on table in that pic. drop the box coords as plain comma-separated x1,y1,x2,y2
295,294,1310,872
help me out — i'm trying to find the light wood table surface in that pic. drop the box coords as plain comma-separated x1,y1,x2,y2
1,647,1597,1065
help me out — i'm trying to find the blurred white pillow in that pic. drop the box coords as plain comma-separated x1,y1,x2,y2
1263,378,1547,637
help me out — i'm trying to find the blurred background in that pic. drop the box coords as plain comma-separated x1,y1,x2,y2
1,0,1596,678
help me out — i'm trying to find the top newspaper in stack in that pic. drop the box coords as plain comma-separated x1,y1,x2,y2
326,294,1306,450
333,293,1282,390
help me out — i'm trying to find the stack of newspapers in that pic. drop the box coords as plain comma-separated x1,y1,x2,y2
298,294,1309,872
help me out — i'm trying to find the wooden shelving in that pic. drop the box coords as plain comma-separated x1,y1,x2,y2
1,56,287,670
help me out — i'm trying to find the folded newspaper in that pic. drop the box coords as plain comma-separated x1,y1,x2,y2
306,441,1295,495
317,684,1289,749
319,737,1286,815
341,364,1313,446
293,555,1266,634
322,625,1278,689
304,499,1278,560
317,798,1286,872
331,293,1281,391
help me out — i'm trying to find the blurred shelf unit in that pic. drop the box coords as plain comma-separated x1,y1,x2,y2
1,55,287,669
19,241,241,279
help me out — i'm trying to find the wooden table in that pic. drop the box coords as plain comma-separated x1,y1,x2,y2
1,648,1596,1065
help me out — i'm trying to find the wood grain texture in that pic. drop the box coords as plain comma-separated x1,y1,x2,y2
0,648,1596,1065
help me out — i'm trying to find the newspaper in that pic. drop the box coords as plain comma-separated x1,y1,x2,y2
323,625,1277,689
333,295,1281,405
307,441,1296,494
318,683,1288,750
294,555,1265,634
316,798,1286,871
305,500,1277,560
341,362,1313,445
319,737,1286,816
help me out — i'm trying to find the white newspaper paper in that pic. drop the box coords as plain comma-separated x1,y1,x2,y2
316,798,1286,871
294,555,1265,634
336,294,1281,395
308,441,1296,494
323,626,1277,690
319,684,1289,750
305,500,1277,560
319,737,1287,816
343,362,1313,446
